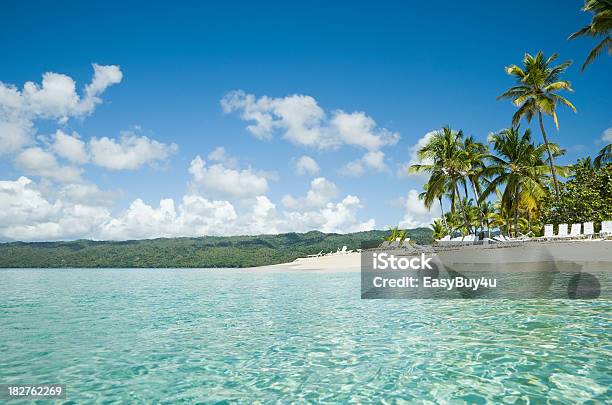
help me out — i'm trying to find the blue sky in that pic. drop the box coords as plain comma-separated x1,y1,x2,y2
0,1,610,241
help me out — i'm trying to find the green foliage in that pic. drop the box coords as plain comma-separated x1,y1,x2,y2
409,126,476,233
595,143,611,168
385,226,412,245
542,165,612,228
482,127,565,236
0,229,433,268
569,0,612,71
385,227,410,244
498,51,576,129
385,227,400,242
498,51,575,198
430,219,447,240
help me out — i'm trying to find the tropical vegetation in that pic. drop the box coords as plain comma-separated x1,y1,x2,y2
497,51,575,199
409,1,611,240
569,0,612,71
0,229,433,268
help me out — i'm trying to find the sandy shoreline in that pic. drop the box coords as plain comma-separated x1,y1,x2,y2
248,239,612,274
247,252,362,273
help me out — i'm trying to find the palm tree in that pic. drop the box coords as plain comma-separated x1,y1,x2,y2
489,201,511,236
497,51,576,200
573,156,595,172
594,143,612,167
479,200,495,238
463,136,489,234
431,219,447,240
418,179,451,230
482,127,567,237
443,211,464,237
410,127,473,233
569,0,612,71
385,227,400,242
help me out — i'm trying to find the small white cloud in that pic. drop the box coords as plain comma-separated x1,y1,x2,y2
0,118,33,155
207,146,238,167
397,189,439,229
602,128,612,143
282,177,338,210
281,194,375,234
221,91,325,145
52,130,89,164
189,152,270,199
397,130,437,180
340,150,388,176
89,132,177,170
295,155,320,175
278,177,374,233
81,64,123,111
15,147,82,183
331,111,398,151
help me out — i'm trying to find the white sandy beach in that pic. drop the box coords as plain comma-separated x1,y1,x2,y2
249,252,362,273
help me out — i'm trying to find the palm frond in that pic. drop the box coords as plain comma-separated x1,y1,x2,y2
581,36,612,71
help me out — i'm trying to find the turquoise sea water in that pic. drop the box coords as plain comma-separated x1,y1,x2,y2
0,268,610,404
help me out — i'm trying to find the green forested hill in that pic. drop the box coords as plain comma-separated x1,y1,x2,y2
0,229,432,268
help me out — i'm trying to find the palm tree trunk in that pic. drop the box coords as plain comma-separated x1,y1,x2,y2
438,197,448,229
455,184,472,235
513,204,519,237
538,111,560,200
513,186,520,237
462,180,475,234
470,178,485,237
528,211,532,234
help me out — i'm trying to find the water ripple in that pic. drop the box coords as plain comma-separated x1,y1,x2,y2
0,268,610,403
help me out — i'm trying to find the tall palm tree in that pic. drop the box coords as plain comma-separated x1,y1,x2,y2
479,200,495,238
463,136,489,234
482,127,567,236
569,0,612,71
594,143,612,167
497,51,576,200
410,127,473,233
418,176,451,230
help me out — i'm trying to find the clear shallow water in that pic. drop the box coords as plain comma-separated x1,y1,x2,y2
0,268,610,404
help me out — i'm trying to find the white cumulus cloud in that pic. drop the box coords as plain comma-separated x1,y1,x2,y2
0,173,376,241
397,189,439,229
397,130,437,180
281,194,375,234
89,132,178,170
0,64,122,154
189,152,270,199
295,155,320,175
52,130,89,164
278,177,374,233
0,177,110,241
15,147,82,183
221,90,398,151
340,150,388,176
602,128,612,143
282,177,338,210
97,195,238,240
